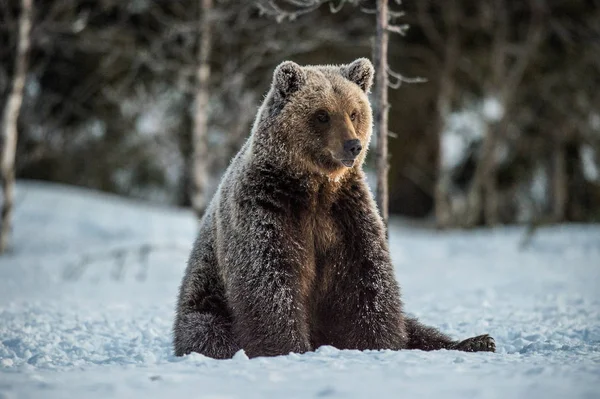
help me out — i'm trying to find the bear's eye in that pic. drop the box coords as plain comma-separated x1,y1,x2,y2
350,111,358,121
316,110,330,124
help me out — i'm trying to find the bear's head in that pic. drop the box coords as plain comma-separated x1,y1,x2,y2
252,58,375,181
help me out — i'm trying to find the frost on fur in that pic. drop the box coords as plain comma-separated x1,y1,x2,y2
341,58,374,93
273,61,306,99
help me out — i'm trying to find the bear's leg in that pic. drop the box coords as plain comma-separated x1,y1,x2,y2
325,181,495,353
174,230,240,359
314,247,408,351
404,317,496,352
403,316,455,350
173,311,240,359
228,270,312,358
315,187,408,350
224,208,313,358
314,255,410,351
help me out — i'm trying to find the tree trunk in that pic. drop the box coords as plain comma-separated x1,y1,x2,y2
373,0,389,230
1,0,32,253
483,127,500,226
434,168,452,228
551,140,567,222
433,79,454,229
190,0,212,219
465,127,496,227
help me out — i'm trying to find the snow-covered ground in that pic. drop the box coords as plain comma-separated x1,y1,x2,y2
1,181,599,399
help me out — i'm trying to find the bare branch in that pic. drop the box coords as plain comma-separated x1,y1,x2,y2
256,0,363,20
416,0,444,51
329,0,345,13
502,1,546,98
388,10,406,20
387,66,427,89
388,79,402,89
256,0,327,21
387,23,409,35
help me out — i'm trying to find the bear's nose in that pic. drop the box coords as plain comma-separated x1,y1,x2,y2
343,139,362,158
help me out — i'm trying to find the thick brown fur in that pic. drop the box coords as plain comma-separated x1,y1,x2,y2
173,59,495,358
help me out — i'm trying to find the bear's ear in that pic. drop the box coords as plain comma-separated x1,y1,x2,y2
341,58,374,93
273,61,306,99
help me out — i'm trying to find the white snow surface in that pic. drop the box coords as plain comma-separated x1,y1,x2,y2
1,181,599,399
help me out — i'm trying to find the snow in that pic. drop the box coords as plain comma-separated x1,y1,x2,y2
581,144,599,182
1,181,600,399
441,130,467,171
441,110,485,170
482,96,505,122
441,97,510,172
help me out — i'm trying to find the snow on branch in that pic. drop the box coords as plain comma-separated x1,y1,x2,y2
256,0,359,21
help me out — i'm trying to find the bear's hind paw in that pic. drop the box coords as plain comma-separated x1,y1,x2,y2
453,334,496,353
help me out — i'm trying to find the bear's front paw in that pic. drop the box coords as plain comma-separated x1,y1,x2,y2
453,334,496,353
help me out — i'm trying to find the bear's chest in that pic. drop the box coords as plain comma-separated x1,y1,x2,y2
299,207,339,258
309,210,338,255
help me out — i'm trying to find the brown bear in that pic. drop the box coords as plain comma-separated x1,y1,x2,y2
173,58,495,359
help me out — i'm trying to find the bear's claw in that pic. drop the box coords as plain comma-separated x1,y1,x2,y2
453,334,496,353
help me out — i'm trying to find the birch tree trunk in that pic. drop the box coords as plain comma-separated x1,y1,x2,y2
1,0,33,253
373,0,389,229
190,0,212,219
